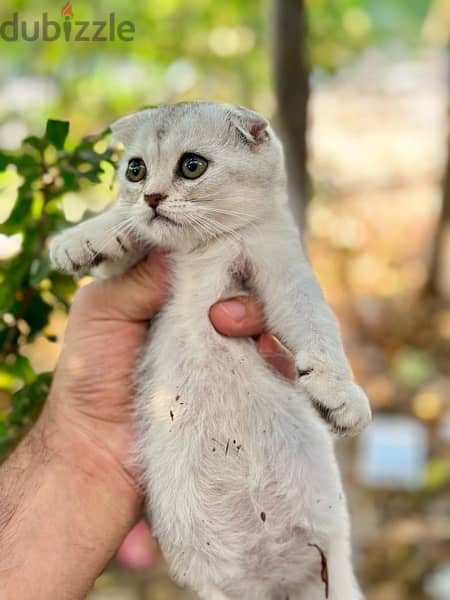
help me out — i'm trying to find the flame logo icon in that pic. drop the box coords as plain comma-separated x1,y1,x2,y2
61,2,74,19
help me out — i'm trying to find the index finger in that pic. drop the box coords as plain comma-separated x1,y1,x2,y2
72,250,170,322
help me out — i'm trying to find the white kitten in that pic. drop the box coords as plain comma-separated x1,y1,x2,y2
51,103,371,600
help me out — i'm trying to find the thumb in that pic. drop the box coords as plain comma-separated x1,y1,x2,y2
73,250,171,322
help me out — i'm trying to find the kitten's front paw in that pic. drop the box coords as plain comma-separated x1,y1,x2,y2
299,370,371,436
50,230,101,273
50,228,127,274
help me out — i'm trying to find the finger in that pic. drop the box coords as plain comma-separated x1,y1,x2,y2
256,333,297,381
73,250,170,322
101,250,170,321
116,519,160,570
209,296,265,337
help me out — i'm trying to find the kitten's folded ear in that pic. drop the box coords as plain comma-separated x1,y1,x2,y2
110,108,154,146
227,105,269,146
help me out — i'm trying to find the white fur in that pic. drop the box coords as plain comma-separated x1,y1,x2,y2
50,102,371,599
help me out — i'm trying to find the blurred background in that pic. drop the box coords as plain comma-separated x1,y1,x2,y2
0,1,450,599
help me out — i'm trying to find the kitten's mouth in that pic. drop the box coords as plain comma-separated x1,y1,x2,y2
152,209,180,227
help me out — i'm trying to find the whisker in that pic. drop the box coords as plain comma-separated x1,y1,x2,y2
190,206,255,220
88,216,137,261
182,213,212,242
192,212,243,245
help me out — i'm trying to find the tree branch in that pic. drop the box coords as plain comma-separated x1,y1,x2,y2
272,0,310,231
424,52,450,298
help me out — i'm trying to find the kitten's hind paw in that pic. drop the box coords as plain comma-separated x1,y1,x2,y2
299,371,372,436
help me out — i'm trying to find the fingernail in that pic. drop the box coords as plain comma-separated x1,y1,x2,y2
218,300,247,322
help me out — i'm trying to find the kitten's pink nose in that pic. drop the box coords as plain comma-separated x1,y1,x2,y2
144,193,167,208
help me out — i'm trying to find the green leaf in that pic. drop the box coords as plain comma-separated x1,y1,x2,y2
46,120,70,150
15,154,41,178
5,355,36,385
23,136,48,153
76,127,111,151
0,151,15,171
60,169,77,191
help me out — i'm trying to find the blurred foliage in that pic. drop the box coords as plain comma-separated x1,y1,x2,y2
0,0,433,139
309,0,432,67
0,119,117,453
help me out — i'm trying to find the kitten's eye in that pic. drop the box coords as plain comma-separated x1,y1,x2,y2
126,158,147,182
179,153,208,179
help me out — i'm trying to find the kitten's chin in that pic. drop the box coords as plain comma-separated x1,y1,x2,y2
135,217,197,252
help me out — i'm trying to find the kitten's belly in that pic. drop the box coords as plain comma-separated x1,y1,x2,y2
136,311,343,586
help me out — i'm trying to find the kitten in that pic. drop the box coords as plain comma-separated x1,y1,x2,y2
50,102,371,600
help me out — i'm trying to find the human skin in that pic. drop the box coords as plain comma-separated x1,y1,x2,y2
0,251,295,599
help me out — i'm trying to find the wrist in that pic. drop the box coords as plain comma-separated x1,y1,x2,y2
37,402,144,546
0,403,142,599
41,397,141,501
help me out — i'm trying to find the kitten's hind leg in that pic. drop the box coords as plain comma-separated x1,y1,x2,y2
324,538,363,600
280,581,328,600
284,557,362,600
